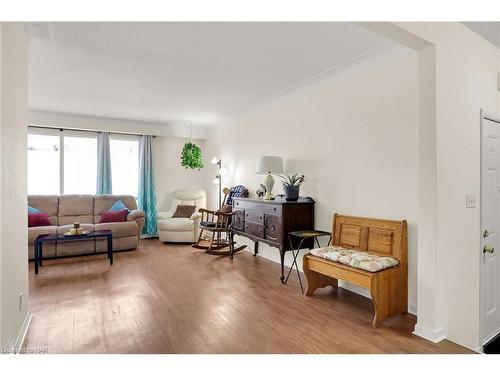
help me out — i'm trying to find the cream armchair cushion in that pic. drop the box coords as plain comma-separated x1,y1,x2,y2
157,189,206,243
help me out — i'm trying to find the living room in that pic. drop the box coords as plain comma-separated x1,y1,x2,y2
2,0,500,372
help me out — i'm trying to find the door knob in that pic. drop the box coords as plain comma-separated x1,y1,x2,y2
483,245,495,254
483,230,490,238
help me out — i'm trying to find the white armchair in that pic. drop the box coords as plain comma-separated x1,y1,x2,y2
157,189,206,243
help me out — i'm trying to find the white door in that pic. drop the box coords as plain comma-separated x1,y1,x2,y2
481,113,500,345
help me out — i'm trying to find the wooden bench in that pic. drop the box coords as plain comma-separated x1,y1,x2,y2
302,214,408,327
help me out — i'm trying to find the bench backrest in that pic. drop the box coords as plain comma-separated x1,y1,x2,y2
332,214,407,264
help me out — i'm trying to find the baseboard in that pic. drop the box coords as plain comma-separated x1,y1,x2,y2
413,323,446,343
10,311,32,354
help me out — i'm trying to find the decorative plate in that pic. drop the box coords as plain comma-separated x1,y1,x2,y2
63,231,89,236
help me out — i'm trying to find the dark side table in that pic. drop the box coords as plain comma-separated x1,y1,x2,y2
34,230,113,275
287,230,332,293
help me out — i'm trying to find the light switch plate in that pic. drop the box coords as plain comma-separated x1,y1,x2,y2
466,194,476,208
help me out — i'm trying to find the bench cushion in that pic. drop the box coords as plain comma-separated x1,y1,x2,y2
309,246,399,272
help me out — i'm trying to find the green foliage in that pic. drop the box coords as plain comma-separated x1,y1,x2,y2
280,173,305,187
180,142,204,170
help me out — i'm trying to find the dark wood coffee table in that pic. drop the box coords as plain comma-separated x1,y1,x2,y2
34,230,113,275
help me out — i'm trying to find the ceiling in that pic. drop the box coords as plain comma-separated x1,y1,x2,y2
26,22,397,127
463,22,500,48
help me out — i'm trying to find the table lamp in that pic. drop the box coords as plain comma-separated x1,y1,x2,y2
256,156,283,200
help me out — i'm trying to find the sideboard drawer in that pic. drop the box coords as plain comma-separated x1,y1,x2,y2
245,210,264,224
245,222,264,239
234,200,282,215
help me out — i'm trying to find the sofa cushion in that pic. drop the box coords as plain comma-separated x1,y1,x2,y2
309,246,399,272
28,225,58,245
28,213,51,227
99,209,128,223
158,218,194,232
57,241,96,257
95,221,138,238
28,195,59,225
58,195,94,225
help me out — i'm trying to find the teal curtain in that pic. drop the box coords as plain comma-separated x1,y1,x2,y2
138,135,157,236
96,132,112,194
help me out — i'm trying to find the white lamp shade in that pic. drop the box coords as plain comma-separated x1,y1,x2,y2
211,156,219,164
256,156,283,175
212,176,220,184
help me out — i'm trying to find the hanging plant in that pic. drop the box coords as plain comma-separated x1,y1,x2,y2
181,141,204,170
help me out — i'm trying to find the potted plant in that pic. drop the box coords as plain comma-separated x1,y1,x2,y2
180,141,204,170
280,173,304,201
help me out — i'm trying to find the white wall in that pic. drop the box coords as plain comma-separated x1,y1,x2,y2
154,136,208,212
0,23,29,350
397,22,500,351
203,46,419,311
362,22,500,350
364,22,500,350
29,110,210,139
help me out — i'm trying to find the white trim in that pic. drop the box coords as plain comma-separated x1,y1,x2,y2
480,108,486,347
413,324,446,343
483,110,500,125
10,312,32,354
28,109,210,139
483,327,500,348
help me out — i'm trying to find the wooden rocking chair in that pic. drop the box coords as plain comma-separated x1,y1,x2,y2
192,186,248,257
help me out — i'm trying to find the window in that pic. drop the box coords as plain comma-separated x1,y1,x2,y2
27,128,140,197
110,136,139,197
63,136,97,194
27,134,60,195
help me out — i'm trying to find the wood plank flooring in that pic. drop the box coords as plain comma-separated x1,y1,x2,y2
24,239,472,354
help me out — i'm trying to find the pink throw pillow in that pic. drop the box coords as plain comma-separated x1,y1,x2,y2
28,213,51,227
99,208,128,223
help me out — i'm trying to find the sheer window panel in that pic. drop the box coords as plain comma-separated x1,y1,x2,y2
110,136,139,197
27,134,60,195
63,135,97,195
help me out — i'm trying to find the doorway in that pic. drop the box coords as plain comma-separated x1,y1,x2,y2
480,110,500,348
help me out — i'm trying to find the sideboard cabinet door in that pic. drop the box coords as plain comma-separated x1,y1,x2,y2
233,210,245,231
265,215,281,243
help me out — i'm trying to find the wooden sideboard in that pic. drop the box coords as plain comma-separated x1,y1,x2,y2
232,197,315,282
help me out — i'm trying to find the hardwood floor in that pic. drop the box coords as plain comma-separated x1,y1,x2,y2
24,239,472,354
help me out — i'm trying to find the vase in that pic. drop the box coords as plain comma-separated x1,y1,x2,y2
283,185,300,201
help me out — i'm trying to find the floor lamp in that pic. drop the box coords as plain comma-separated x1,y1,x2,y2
211,156,222,210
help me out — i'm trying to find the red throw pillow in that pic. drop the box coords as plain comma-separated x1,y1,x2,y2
99,208,128,223
28,213,51,228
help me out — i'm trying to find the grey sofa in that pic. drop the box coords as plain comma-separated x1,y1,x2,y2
28,194,145,260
